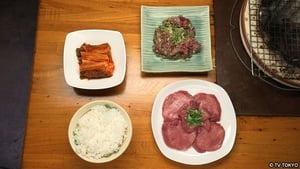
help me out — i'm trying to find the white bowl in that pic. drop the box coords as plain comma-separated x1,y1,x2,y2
68,100,132,163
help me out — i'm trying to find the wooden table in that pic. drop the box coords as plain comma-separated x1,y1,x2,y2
22,0,300,168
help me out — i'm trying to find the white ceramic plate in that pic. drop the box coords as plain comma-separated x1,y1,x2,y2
151,79,236,165
63,29,126,89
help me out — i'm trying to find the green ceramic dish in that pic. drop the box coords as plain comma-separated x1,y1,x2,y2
141,5,212,73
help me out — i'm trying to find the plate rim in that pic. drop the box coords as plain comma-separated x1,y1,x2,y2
151,79,237,165
63,29,126,89
140,5,213,73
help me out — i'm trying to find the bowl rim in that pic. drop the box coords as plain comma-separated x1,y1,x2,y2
68,100,133,163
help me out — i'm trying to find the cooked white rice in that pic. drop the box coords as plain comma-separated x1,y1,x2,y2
72,104,128,160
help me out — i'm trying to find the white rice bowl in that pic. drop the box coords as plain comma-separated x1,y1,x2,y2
68,100,132,163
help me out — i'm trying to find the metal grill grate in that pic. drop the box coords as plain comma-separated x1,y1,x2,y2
247,0,300,80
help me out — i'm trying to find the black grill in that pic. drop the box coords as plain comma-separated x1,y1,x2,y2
259,0,300,68
244,0,300,81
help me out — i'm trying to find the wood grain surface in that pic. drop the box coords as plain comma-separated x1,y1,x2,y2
22,0,300,168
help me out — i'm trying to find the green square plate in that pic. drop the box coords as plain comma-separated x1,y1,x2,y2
141,5,212,73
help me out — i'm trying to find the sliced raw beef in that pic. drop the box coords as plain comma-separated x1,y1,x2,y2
162,90,195,121
193,120,225,153
180,116,199,133
161,90,225,153
193,93,221,122
162,119,197,150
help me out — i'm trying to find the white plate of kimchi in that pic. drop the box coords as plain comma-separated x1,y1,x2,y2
63,29,126,89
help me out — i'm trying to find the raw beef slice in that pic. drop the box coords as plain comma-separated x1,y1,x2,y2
193,93,221,122
193,121,225,153
162,119,196,150
162,90,194,121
